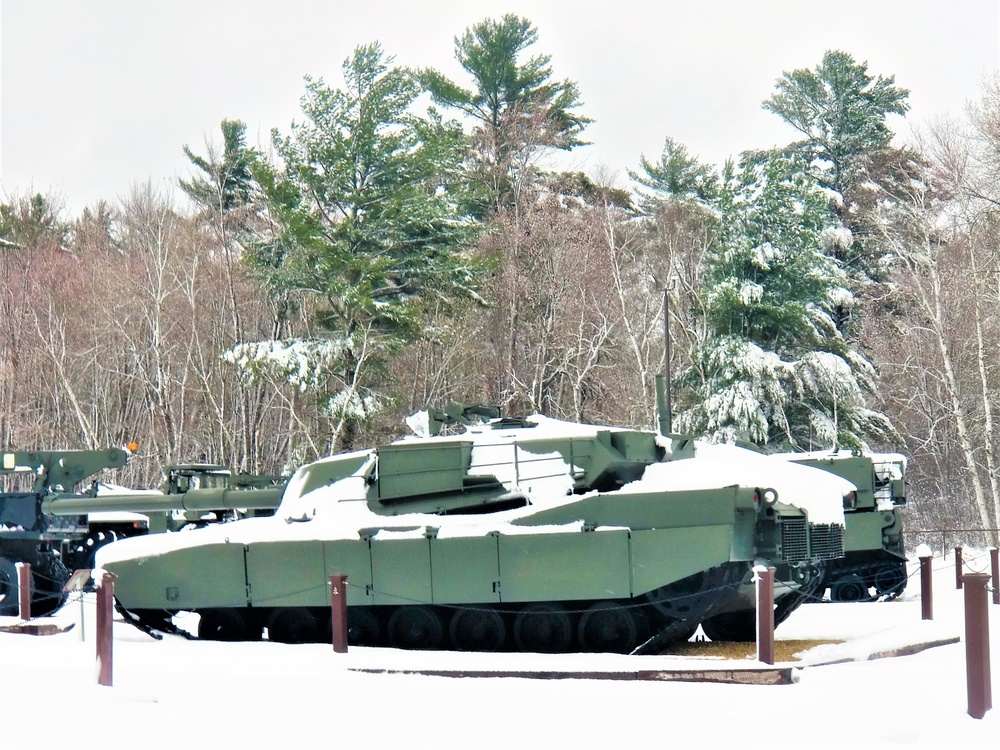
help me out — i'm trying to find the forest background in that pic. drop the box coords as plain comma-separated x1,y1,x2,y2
2,14,1000,544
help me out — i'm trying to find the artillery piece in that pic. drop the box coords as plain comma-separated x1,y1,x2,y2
98,406,854,653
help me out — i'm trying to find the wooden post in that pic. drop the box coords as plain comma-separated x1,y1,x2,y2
920,552,933,620
95,571,116,687
15,561,31,620
962,572,992,719
756,566,775,665
330,574,348,653
955,546,964,589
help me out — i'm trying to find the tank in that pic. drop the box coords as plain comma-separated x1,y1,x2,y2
97,406,854,653
777,450,907,601
695,449,908,642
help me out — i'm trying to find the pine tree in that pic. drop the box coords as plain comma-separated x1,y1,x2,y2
672,150,893,450
419,14,591,213
225,43,484,449
180,119,256,215
763,50,919,330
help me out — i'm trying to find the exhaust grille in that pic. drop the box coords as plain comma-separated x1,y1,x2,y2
780,518,844,562
809,523,844,561
780,518,808,562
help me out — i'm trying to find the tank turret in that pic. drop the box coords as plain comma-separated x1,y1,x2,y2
98,410,852,652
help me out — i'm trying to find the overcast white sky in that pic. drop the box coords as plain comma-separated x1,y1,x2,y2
1,0,998,215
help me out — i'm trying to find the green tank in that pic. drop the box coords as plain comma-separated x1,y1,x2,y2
97,407,854,653
695,449,908,642
777,450,907,602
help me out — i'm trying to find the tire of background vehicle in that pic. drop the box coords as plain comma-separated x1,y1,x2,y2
0,556,19,616
873,563,907,597
31,555,70,616
830,574,868,602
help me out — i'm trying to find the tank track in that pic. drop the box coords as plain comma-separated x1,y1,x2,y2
699,563,830,642
820,558,909,602
117,601,194,640
117,563,747,653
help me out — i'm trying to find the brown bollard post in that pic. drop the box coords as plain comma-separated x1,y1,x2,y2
955,546,964,589
330,574,348,653
920,552,933,620
962,572,992,719
16,561,31,620
756,565,775,665
991,549,999,606
95,571,116,687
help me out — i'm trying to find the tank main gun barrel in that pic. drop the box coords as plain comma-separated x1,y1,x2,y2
41,485,284,516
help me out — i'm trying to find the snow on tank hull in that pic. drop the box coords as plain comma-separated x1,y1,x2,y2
98,415,852,652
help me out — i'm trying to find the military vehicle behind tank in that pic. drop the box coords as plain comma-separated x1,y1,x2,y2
695,449,908,642
98,406,854,653
53,463,285,536
1,450,286,616
1,448,137,615
778,450,908,602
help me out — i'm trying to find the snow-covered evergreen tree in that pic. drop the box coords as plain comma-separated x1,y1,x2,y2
673,150,893,451
215,44,484,450
763,50,919,333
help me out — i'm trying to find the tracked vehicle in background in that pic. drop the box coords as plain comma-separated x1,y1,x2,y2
696,449,909,642
779,450,907,602
98,405,854,653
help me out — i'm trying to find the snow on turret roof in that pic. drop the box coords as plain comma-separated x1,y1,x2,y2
392,413,619,445
773,448,907,470
619,441,850,525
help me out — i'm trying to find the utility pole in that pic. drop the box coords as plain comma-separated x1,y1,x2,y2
658,276,678,434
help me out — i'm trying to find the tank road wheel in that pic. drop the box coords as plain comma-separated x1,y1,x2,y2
387,606,444,650
700,610,756,643
873,563,907,598
830,574,868,603
0,557,18,616
268,607,320,644
198,608,259,641
513,603,574,653
322,607,381,646
577,601,640,653
345,607,381,646
448,606,507,652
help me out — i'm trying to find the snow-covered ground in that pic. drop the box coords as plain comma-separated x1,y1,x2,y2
2,549,998,748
